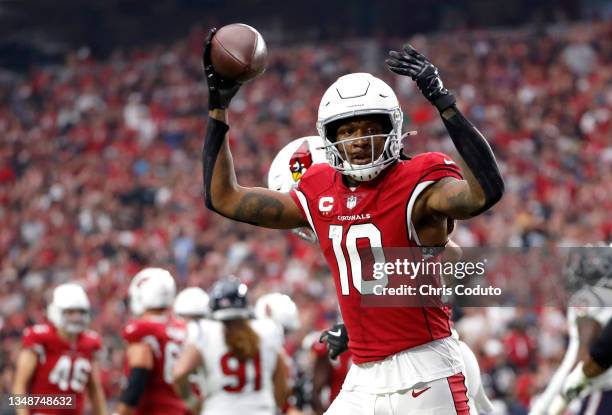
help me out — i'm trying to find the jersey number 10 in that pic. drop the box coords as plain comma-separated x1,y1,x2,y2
329,223,388,295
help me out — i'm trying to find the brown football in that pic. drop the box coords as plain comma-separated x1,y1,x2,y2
210,23,268,83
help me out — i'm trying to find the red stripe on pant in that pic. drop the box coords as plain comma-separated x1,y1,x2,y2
447,372,470,414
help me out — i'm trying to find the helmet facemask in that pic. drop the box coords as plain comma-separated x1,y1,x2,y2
319,112,402,182
61,309,90,334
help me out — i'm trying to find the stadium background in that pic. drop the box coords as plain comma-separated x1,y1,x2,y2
0,0,610,413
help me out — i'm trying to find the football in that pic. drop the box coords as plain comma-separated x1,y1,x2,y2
210,23,268,83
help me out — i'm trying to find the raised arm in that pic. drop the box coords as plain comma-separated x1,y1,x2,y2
386,44,504,220
202,29,307,228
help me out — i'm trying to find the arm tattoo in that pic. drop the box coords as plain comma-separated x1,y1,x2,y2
447,189,471,211
438,180,478,218
234,193,285,226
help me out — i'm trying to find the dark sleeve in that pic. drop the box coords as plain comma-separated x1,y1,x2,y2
590,318,612,370
119,367,150,407
202,117,230,215
440,105,505,215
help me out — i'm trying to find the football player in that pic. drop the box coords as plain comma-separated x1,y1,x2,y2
311,323,352,415
12,283,106,415
173,287,210,410
271,137,495,413
531,244,612,415
254,293,300,335
266,135,328,243
561,318,612,403
174,287,210,322
114,268,189,415
255,292,312,414
201,26,504,413
172,277,290,415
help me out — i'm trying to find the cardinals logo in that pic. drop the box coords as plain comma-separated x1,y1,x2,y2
289,140,313,182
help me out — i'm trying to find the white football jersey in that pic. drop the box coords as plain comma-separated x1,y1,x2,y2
186,318,283,415
570,285,612,326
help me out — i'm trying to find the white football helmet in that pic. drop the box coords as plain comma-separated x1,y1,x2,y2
47,283,91,334
317,73,405,182
254,293,300,333
128,267,176,315
267,136,326,242
173,287,210,319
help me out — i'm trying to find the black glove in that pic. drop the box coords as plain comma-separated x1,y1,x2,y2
385,44,455,112
319,323,348,360
203,28,241,110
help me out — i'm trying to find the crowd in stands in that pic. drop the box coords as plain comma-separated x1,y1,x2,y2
0,20,610,413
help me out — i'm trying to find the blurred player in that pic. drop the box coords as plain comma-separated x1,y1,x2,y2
254,293,300,335
173,287,210,408
12,283,106,415
311,323,352,415
172,277,290,415
115,267,188,415
174,287,210,322
531,244,612,415
202,25,504,412
267,135,327,243
255,292,311,414
561,318,612,404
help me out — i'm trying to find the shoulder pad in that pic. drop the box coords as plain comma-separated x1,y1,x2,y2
122,319,161,343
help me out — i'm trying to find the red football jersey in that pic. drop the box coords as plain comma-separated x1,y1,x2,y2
291,153,462,364
312,341,351,403
122,316,188,415
21,323,102,415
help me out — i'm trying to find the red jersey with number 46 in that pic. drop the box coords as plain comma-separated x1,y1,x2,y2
291,152,462,364
122,316,188,415
21,323,102,415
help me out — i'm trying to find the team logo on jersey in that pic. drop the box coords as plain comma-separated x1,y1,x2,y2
346,195,357,209
318,196,334,214
289,140,313,182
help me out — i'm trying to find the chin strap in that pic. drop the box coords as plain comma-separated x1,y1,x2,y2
441,105,505,215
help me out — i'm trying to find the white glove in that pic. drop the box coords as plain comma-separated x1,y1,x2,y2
561,361,591,401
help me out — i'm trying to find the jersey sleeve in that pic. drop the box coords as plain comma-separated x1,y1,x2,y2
122,320,153,343
413,152,463,183
22,325,49,349
22,324,52,361
405,153,463,245
185,321,204,347
122,320,164,358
